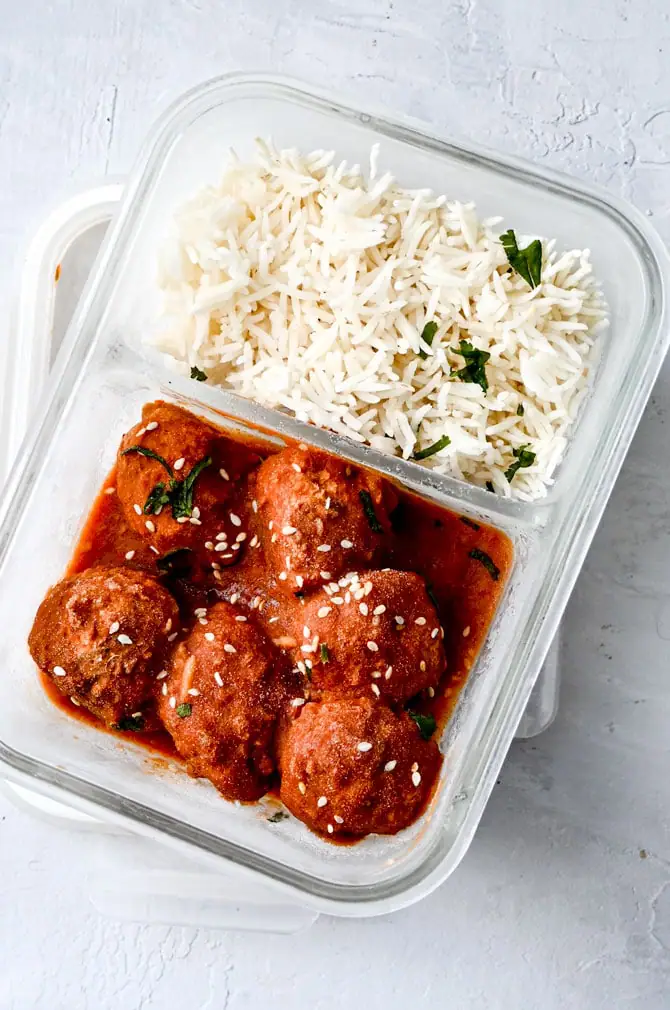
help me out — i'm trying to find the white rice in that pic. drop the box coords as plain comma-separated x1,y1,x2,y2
151,140,609,500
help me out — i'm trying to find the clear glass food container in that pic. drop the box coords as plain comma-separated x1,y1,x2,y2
0,74,667,917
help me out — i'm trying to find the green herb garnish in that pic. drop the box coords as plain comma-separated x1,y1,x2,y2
516,403,525,416
413,434,451,461
122,445,174,475
418,320,439,360
504,445,536,483
268,810,288,823
176,703,192,718
123,446,212,520
500,229,543,289
460,516,481,531
320,643,330,664
451,340,490,393
190,365,208,381
409,711,437,740
157,547,193,575
469,547,500,581
359,490,383,533
426,583,440,614
485,481,495,493
115,714,145,732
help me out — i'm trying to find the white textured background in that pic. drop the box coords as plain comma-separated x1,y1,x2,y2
1,2,670,1008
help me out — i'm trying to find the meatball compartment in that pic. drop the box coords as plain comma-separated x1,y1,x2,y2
159,601,292,801
255,445,397,594
28,565,179,728
295,569,446,703
279,697,441,838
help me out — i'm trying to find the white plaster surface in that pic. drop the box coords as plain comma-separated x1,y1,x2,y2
1,2,670,1007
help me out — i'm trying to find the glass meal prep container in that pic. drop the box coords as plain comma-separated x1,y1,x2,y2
0,74,667,918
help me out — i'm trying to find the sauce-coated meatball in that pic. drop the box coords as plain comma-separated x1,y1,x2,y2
279,697,441,837
255,445,396,594
28,565,179,728
294,569,445,703
159,602,292,801
117,401,259,566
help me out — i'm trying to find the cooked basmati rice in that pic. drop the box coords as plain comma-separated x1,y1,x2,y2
152,140,609,500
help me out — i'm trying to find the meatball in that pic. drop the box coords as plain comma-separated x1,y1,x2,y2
28,565,179,728
279,697,441,837
255,445,396,594
117,401,259,566
294,569,445,703
158,602,293,801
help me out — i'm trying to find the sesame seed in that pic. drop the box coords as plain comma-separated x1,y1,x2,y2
104,486,116,495
317,796,328,808
174,458,185,471
215,543,229,552
420,660,426,672
177,516,188,524
364,582,373,596
161,683,168,696
211,562,221,570
169,696,176,709
268,521,274,530
223,644,236,654
300,644,313,654
297,660,307,674
332,596,344,606
324,496,331,510
145,520,155,533
228,594,239,605
222,553,233,559
292,463,302,473
199,618,208,626
236,532,247,543
334,815,344,825
385,666,393,679
70,697,81,706
317,544,331,553
354,588,365,601
415,616,427,626
412,771,422,787
271,533,278,543
216,532,228,541
268,616,280,624
187,688,200,696
327,824,334,834
195,607,207,617
204,541,214,550
229,513,242,527
251,597,261,609
214,671,224,687
146,421,158,431
432,628,440,639
291,698,306,707
344,592,351,604
295,575,304,588
117,634,133,645
204,632,215,641
411,762,418,772
395,616,405,626
340,539,353,549
53,666,66,677
136,427,146,438
250,535,259,547
357,741,373,752
192,506,201,519
279,572,287,581
167,632,178,642
428,686,435,698
133,504,142,515
372,670,382,679
282,526,297,535
189,517,202,526
150,546,160,554
109,621,120,635
252,499,258,512
463,626,471,638
384,760,397,772
320,571,332,580
366,641,378,652
219,468,229,480
359,603,369,616
373,605,386,616
317,607,331,618
156,670,168,680
371,683,381,697
298,782,306,794
235,615,247,622
124,550,135,561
